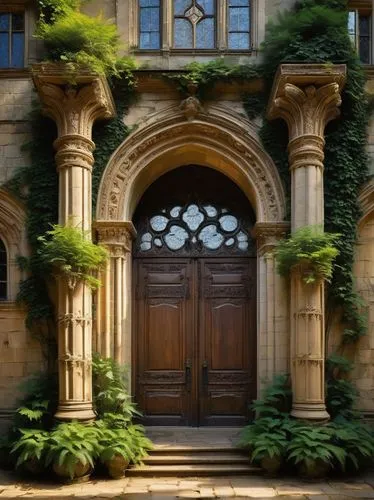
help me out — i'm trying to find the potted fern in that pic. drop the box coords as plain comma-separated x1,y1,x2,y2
274,226,340,284
11,429,50,475
45,422,101,482
97,426,133,479
286,424,346,478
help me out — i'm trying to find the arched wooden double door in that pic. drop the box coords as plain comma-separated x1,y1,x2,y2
133,167,257,426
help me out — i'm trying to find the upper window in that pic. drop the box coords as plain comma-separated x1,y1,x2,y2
348,9,371,64
0,11,25,68
138,0,252,50
0,239,7,300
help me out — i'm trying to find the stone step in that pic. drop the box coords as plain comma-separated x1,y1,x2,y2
127,463,261,477
144,452,249,465
150,447,246,454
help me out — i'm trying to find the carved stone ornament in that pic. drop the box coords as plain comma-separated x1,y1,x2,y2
32,63,116,138
253,222,290,256
95,220,137,254
180,96,204,121
267,64,347,140
96,105,287,224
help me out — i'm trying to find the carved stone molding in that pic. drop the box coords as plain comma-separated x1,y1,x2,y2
179,96,204,121
96,106,286,223
267,64,346,140
95,220,137,254
54,135,95,172
253,221,290,256
32,63,116,138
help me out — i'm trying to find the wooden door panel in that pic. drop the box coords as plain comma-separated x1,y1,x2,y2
199,259,256,426
135,260,194,426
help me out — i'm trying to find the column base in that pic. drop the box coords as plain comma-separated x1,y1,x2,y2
291,403,330,422
55,402,96,422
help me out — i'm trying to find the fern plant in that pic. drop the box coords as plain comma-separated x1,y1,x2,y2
38,223,108,290
11,429,50,470
45,422,101,479
251,374,292,417
274,226,340,284
330,421,374,472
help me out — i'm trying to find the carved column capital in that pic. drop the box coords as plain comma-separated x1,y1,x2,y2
32,63,116,139
267,64,346,141
95,220,137,255
253,222,290,257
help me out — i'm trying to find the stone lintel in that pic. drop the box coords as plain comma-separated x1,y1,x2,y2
267,64,347,139
95,220,137,252
32,63,116,138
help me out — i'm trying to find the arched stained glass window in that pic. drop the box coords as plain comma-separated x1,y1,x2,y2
134,166,255,258
0,239,7,300
174,0,216,49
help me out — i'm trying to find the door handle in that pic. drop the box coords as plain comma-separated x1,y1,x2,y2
185,359,192,392
202,360,208,390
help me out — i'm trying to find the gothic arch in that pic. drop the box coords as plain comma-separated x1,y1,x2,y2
0,188,28,301
96,104,286,223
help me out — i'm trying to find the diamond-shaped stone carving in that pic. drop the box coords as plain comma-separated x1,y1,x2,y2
185,5,203,24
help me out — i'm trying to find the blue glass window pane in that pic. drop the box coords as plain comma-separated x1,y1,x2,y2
199,0,214,16
140,0,159,7
141,8,160,31
11,33,24,67
0,33,9,68
175,0,191,15
12,13,24,31
140,32,160,49
229,7,249,31
0,14,9,30
174,18,193,48
348,10,356,36
229,0,249,5
196,17,215,48
228,32,249,49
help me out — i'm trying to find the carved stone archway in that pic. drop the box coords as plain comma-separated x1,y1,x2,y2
95,104,289,398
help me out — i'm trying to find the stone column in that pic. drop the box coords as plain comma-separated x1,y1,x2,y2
254,222,290,391
33,64,115,421
267,64,346,420
95,221,136,364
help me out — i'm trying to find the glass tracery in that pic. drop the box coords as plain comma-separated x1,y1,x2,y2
174,0,216,49
137,202,252,256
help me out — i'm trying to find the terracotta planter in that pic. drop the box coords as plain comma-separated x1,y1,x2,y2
104,454,130,479
53,460,91,482
24,457,44,475
298,459,330,479
260,454,282,475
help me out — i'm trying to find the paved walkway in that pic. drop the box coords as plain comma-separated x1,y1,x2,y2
1,470,374,499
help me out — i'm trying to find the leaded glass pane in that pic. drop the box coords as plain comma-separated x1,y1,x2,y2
140,32,160,49
204,205,217,217
140,0,159,7
12,13,24,30
198,224,224,249
229,7,249,31
140,8,159,31
219,215,238,232
0,13,9,30
0,33,9,68
198,0,214,16
228,32,250,50
150,215,169,231
165,225,189,250
182,204,204,230
229,0,249,5
175,0,191,15
170,206,182,217
174,18,193,48
11,33,24,67
196,17,215,49
359,14,371,64
139,0,160,49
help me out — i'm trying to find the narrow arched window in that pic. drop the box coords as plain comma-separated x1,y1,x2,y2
0,239,7,300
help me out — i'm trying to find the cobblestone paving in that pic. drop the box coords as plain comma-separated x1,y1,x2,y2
1,471,374,499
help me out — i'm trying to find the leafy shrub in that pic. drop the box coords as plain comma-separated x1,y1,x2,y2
92,354,140,422
37,10,136,78
274,226,340,284
38,223,108,289
252,374,292,417
331,421,374,471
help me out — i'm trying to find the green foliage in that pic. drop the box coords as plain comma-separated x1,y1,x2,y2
330,420,374,471
251,374,292,417
274,226,340,284
45,422,101,479
37,0,81,25
166,59,261,99
92,354,140,422
11,429,50,469
38,222,108,289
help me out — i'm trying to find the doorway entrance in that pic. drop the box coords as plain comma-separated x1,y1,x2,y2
133,167,257,426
